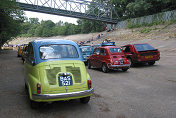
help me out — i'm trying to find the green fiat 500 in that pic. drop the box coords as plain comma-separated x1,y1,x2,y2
24,39,94,108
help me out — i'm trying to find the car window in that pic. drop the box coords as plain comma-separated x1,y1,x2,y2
110,48,122,53
81,47,93,53
122,46,130,52
39,44,79,59
26,43,34,64
93,48,100,55
100,49,106,56
134,44,155,51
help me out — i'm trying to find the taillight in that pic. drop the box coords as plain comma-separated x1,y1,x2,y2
158,52,160,55
137,54,141,58
37,83,41,94
88,80,92,89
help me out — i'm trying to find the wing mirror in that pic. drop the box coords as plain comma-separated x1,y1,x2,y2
31,60,35,66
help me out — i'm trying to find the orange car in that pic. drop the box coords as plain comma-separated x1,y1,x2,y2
17,45,24,57
21,44,28,63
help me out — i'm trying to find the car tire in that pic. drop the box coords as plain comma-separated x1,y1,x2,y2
102,63,109,73
122,68,128,72
148,61,155,65
80,96,90,104
127,58,133,67
30,100,40,109
88,61,91,69
25,83,27,91
84,61,88,66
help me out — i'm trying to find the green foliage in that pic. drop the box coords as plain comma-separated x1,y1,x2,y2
140,28,152,33
0,0,24,47
104,0,176,20
35,20,55,37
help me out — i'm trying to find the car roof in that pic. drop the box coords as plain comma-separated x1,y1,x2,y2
122,43,149,46
99,46,121,49
79,45,93,48
31,39,77,47
30,39,83,64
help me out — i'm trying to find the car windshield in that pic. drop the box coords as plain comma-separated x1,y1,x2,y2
80,47,93,53
110,48,122,53
134,44,155,51
39,44,79,59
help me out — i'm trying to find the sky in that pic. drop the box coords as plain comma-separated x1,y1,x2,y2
24,11,78,24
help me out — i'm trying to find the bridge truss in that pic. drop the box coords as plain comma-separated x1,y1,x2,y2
16,0,119,24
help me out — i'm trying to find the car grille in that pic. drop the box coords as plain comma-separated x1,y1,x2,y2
140,52,158,56
66,66,81,83
46,67,61,85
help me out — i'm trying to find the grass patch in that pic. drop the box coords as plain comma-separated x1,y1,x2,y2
140,28,152,33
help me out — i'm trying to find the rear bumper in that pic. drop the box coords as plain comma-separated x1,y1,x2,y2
136,58,160,63
32,88,94,100
108,63,130,68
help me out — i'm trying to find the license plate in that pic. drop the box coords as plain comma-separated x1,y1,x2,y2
119,60,124,65
145,55,153,59
58,76,73,86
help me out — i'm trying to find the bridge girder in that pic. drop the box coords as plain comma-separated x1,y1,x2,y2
16,0,119,24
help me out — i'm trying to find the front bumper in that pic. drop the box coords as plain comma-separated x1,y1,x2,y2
32,88,94,100
108,63,130,68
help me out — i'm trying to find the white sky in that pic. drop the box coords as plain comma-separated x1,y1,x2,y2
24,11,78,24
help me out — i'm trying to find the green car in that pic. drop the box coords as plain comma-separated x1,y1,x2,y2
24,39,94,108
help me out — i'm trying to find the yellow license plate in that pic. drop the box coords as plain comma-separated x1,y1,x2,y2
145,56,153,59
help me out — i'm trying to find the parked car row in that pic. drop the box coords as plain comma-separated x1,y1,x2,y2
86,42,160,73
17,39,160,109
17,44,28,63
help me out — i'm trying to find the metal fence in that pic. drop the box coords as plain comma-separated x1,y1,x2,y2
116,10,176,29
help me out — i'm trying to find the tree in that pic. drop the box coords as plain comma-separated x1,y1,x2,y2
29,18,39,24
35,20,55,37
0,0,24,47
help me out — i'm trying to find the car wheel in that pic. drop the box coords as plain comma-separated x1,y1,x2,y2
127,58,133,67
148,61,155,65
80,96,90,104
122,68,128,72
102,63,109,73
88,61,91,69
25,83,27,91
30,100,40,109
84,61,88,66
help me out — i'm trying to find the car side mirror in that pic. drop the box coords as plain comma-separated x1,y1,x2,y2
31,60,35,66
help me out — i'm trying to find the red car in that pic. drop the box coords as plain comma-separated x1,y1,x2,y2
87,45,130,73
121,43,160,66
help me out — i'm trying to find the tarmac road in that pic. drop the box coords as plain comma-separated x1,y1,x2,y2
0,39,176,118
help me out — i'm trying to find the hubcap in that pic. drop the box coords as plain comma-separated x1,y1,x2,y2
102,65,106,72
128,59,132,66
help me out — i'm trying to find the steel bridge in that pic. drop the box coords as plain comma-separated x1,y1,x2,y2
16,0,119,24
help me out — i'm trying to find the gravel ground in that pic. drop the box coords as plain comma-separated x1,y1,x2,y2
0,39,176,118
